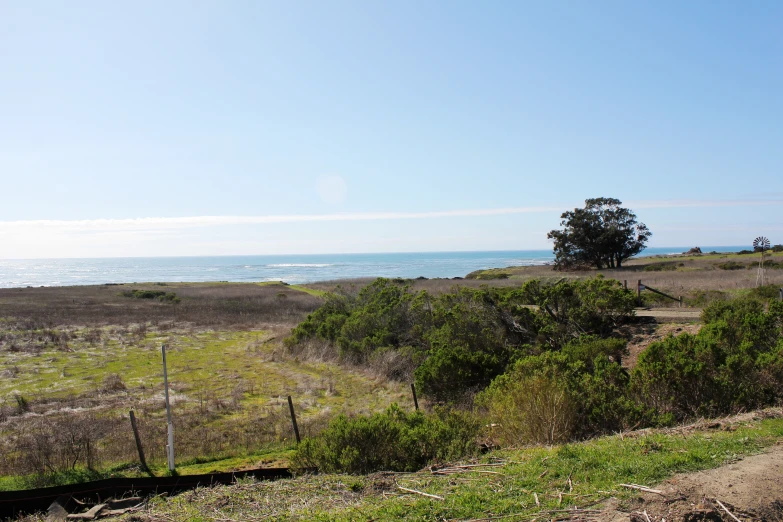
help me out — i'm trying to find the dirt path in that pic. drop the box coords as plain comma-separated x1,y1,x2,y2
635,308,702,322
601,444,783,522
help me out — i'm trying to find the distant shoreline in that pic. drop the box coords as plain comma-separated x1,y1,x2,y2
0,247,755,289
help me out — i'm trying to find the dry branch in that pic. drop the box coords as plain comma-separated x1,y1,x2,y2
715,499,742,522
618,484,665,495
397,485,445,501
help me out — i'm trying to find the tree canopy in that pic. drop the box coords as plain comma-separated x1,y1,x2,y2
547,198,651,270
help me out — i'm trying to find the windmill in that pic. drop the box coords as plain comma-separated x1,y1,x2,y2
753,236,771,287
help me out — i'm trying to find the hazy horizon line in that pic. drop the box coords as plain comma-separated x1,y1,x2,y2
0,245,754,262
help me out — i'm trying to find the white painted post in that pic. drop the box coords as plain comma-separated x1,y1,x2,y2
162,344,175,472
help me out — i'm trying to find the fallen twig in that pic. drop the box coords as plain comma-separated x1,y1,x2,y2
618,484,665,496
454,463,506,468
397,485,445,501
715,499,742,522
432,467,503,476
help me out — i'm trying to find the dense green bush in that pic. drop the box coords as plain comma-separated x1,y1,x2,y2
478,337,639,444
509,276,636,348
286,292,352,345
715,261,746,270
286,280,428,364
286,277,636,403
120,289,180,302
292,288,783,470
291,404,481,474
632,298,783,420
413,288,534,402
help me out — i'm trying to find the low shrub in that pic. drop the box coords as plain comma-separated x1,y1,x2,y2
120,290,180,303
14,394,29,414
478,337,639,445
480,374,576,445
291,404,481,474
643,263,678,272
715,261,746,270
100,373,126,392
750,284,783,300
632,297,783,420
773,244,783,253
474,271,510,280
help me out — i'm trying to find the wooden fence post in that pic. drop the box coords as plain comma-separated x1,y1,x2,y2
287,395,301,444
129,410,150,473
779,288,783,302
637,280,642,306
411,383,419,411
624,280,628,290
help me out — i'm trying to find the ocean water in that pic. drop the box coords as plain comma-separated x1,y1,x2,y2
0,247,745,289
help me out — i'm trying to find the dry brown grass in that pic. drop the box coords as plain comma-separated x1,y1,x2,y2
0,283,322,330
0,284,410,483
443,251,783,306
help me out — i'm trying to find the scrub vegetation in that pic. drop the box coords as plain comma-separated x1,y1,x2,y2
3,257,783,521
285,275,783,475
0,282,409,489
466,249,783,308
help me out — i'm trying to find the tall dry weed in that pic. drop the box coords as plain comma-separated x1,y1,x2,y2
485,376,575,446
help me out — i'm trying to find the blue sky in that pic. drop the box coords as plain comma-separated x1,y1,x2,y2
1,1,781,258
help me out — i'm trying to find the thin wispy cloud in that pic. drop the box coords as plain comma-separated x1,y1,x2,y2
1,198,781,234
0,207,563,232
627,199,783,209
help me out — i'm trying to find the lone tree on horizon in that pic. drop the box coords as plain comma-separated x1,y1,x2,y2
548,197,651,270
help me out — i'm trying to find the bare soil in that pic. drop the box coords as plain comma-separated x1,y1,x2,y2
600,443,783,522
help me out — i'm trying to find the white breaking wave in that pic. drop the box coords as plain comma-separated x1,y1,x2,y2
267,263,334,268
